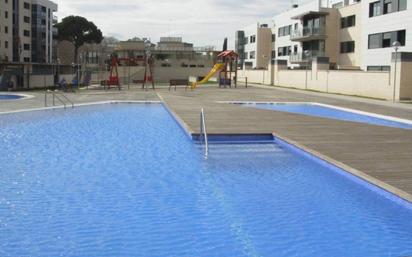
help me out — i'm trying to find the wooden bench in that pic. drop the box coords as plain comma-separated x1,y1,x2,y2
169,79,190,91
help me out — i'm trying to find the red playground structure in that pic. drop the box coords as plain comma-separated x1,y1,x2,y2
217,50,239,88
105,55,121,90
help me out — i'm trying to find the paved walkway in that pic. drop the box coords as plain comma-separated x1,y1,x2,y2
1,85,412,202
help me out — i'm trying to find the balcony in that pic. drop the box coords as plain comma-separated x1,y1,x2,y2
290,27,326,41
290,50,326,63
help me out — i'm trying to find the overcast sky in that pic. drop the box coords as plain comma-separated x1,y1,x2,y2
55,0,311,48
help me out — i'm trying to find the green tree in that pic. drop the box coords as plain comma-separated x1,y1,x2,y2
55,16,103,62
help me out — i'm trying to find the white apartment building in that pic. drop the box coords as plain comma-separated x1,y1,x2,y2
235,22,272,69
361,0,410,71
0,0,57,64
269,0,409,71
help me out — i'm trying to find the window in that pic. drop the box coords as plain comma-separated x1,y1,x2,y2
5,11,8,19
41,6,46,12
367,66,391,71
244,37,248,44
340,41,355,53
271,34,276,42
4,26,8,34
23,30,30,37
277,46,291,57
383,0,392,14
341,15,356,28
399,0,407,11
249,51,255,59
23,2,30,9
24,16,30,23
368,30,406,49
23,44,30,50
5,41,8,48
369,1,381,17
382,32,392,47
271,50,276,59
24,57,30,62
250,35,256,43
294,45,298,53
278,25,291,37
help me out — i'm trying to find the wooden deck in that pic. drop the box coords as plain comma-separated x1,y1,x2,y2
158,86,412,202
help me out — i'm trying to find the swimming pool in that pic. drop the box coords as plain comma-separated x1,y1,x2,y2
241,102,412,130
0,104,411,256
0,94,28,100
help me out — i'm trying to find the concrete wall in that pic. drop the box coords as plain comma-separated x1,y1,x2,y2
238,68,272,85
324,8,340,65
29,75,55,88
275,67,392,99
240,54,412,101
337,2,362,68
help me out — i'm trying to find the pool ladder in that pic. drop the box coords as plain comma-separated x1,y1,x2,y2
200,108,209,158
44,90,74,109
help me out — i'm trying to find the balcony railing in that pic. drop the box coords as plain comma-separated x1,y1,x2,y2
290,26,326,41
290,50,326,63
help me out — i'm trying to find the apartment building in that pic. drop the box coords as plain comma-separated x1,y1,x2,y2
0,0,57,64
235,23,272,69
0,0,13,62
362,0,410,71
114,37,217,68
269,0,409,70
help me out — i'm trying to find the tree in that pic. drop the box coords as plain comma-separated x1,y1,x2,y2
55,16,103,62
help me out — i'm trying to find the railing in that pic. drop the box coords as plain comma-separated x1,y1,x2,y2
44,90,74,109
200,108,209,158
290,26,326,40
290,50,326,62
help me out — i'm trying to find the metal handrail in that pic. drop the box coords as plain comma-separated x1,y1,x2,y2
55,91,74,108
200,108,209,158
44,90,74,109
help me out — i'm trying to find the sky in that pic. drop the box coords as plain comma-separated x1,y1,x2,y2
55,0,311,49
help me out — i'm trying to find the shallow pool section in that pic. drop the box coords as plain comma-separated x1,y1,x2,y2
0,104,411,256
243,103,412,130
0,94,26,100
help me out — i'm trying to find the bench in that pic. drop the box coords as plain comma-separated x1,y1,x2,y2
169,79,190,91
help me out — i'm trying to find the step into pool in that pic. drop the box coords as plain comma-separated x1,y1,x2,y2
241,102,412,130
0,104,411,256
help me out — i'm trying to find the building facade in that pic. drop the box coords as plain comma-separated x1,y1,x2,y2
235,23,272,69
0,0,13,62
267,0,409,70
0,0,57,64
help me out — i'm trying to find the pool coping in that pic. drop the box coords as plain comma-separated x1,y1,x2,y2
273,133,412,210
1,99,412,208
0,100,162,115
219,101,412,126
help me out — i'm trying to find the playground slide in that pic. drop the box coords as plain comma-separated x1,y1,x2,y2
192,63,225,89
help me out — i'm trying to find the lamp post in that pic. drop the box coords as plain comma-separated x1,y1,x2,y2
304,50,310,90
262,54,268,84
57,58,60,84
392,41,401,102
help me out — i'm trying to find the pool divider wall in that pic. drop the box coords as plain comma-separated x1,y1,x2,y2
273,134,412,210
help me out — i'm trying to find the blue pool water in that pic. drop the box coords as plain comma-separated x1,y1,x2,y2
0,104,411,257
244,103,412,130
0,94,24,100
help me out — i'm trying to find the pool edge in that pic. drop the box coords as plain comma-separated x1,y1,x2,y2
273,133,412,210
